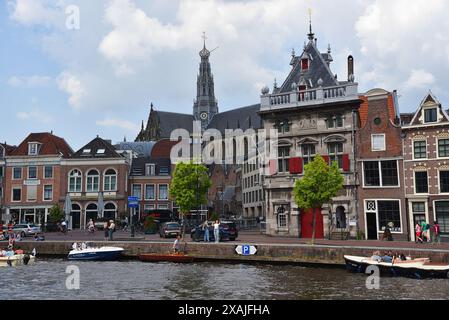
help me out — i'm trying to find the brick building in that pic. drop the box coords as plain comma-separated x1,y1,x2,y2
0,143,16,220
3,133,73,224
402,92,449,241
356,89,408,241
60,137,130,229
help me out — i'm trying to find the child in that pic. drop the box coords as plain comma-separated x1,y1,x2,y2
415,223,423,243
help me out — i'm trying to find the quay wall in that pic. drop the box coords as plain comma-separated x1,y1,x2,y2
12,241,449,266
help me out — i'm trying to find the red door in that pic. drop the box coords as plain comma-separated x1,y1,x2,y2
301,208,324,239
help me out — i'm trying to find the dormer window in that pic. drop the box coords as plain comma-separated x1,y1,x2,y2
146,164,155,176
424,108,437,123
28,143,40,156
96,149,105,155
301,58,309,71
82,149,91,155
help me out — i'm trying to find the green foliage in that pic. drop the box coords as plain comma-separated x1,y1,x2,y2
209,212,219,222
48,205,64,223
170,162,211,215
293,155,344,210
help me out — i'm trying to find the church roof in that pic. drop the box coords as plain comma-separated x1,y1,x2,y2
115,141,156,158
277,40,339,94
208,104,262,134
156,111,195,138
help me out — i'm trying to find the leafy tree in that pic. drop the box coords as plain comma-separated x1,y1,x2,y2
170,162,211,238
48,205,64,223
293,155,344,244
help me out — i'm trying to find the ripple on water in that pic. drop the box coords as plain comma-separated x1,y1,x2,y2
2,259,449,300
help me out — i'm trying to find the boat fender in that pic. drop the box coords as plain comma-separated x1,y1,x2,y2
24,255,30,265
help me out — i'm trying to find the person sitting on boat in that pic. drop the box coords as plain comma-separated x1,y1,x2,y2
371,250,382,262
81,242,87,250
381,251,393,263
72,242,78,251
14,247,24,255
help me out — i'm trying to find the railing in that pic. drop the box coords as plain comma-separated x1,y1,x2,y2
262,83,358,110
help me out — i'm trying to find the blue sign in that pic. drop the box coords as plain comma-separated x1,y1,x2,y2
242,245,250,255
128,196,139,208
235,245,257,256
128,196,139,201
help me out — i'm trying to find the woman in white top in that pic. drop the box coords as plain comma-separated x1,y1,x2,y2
213,220,220,243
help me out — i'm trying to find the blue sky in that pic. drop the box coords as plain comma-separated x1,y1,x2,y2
2,0,449,150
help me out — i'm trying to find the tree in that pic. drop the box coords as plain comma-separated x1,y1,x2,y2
48,205,64,223
170,162,211,239
293,155,344,244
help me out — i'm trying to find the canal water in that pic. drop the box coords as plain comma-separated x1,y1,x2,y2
1,258,448,300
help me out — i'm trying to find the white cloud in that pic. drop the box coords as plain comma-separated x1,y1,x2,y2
8,0,64,27
7,75,53,87
96,118,139,132
405,69,435,89
17,109,53,123
57,72,86,110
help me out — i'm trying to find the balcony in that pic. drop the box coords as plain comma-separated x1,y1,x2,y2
260,83,359,112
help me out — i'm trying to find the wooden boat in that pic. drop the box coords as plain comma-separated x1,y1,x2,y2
0,254,35,267
344,255,449,279
138,253,195,263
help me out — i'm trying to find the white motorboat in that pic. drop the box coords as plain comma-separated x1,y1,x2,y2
68,245,124,261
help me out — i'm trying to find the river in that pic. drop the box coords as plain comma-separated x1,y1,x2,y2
1,258,448,300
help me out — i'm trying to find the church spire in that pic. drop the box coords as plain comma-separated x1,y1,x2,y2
307,8,315,42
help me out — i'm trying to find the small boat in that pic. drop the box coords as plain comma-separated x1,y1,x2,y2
68,246,124,261
0,254,36,267
138,253,195,263
344,255,449,279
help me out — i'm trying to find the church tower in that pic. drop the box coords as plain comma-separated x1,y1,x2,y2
193,33,219,131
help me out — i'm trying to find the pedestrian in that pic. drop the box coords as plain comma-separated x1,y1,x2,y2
104,221,109,241
433,221,441,245
202,221,210,242
173,235,181,254
415,223,423,243
109,220,115,241
87,219,95,233
213,220,220,243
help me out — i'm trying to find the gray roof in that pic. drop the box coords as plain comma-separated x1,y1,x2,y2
278,41,339,94
130,156,171,177
71,137,123,159
157,111,195,138
207,104,262,134
115,141,156,157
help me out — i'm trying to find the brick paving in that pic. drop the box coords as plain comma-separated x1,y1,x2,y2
24,229,449,251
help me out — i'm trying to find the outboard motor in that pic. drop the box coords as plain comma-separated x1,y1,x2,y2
23,254,30,265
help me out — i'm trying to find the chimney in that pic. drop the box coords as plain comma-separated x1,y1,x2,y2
348,55,354,82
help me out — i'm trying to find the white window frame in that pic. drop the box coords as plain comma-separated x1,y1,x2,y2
28,143,40,156
28,166,38,180
277,212,288,230
158,184,169,201
132,184,142,200
362,160,400,188
12,187,22,202
12,167,22,180
437,138,449,159
371,134,386,152
103,169,117,192
424,108,438,124
146,164,156,176
145,184,156,201
412,139,428,160
364,199,403,235
44,166,53,179
86,169,100,192
68,169,82,193
157,204,169,210
43,184,53,201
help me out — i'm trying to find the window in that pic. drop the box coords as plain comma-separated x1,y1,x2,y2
146,164,155,176
424,108,437,123
378,201,401,232
363,161,398,187
414,141,427,159
371,134,386,151
144,204,155,212
415,171,429,194
302,144,316,165
364,162,380,186
328,142,343,168
132,184,142,200
28,143,39,156
145,184,155,200
326,116,343,129
412,202,426,227
104,169,117,192
381,161,399,186
44,166,53,179
159,184,168,200
13,167,22,180
440,171,449,193
68,170,82,192
96,149,105,155
28,166,37,179
277,121,290,134
301,58,309,71
277,213,287,229
158,204,169,210
278,146,290,173
435,201,449,234
439,139,449,158
159,166,169,175
12,188,21,202
86,170,100,192
104,203,117,220
44,185,53,201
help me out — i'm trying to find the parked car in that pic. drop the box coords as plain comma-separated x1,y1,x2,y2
190,222,230,242
220,220,239,241
159,222,182,238
13,224,42,237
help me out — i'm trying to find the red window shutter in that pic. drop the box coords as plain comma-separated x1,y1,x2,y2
289,158,303,174
322,156,330,165
269,159,278,176
342,154,350,172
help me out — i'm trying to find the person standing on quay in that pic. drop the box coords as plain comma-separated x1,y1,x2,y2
109,220,115,241
433,221,441,245
213,220,220,243
202,221,210,242
104,221,109,241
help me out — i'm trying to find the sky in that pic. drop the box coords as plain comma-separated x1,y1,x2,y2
2,0,449,150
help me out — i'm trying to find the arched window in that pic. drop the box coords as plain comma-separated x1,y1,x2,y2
68,169,82,192
104,169,117,192
71,204,81,229
104,202,117,220
86,169,100,192
86,203,98,222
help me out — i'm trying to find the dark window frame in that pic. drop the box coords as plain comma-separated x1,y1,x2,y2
415,171,429,194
